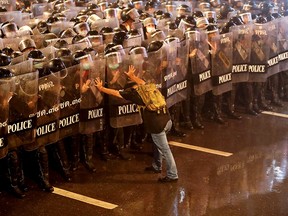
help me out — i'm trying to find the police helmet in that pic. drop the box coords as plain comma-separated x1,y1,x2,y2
27,49,45,61
60,28,77,38
53,39,69,49
258,2,273,15
113,31,128,45
2,47,14,56
143,17,157,27
0,68,14,78
37,21,49,34
46,58,66,73
0,53,12,66
147,40,163,53
255,16,267,24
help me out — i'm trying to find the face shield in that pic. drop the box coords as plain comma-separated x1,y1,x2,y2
74,22,90,37
75,53,93,71
239,12,252,24
196,17,209,29
203,11,216,20
151,30,166,41
104,8,117,19
127,8,140,21
88,35,103,47
105,51,122,70
133,1,143,10
2,23,18,38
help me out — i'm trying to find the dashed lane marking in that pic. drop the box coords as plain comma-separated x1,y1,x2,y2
53,187,118,210
262,111,288,118
169,141,233,157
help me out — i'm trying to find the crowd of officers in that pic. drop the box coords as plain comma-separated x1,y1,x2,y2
0,0,287,199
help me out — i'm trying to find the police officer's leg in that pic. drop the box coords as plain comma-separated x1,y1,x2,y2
36,145,53,192
82,134,96,172
180,98,193,130
244,82,257,115
7,149,25,198
169,103,186,137
258,81,273,111
270,74,283,107
213,94,225,124
252,82,262,114
55,140,72,181
226,84,242,120
71,135,80,171
191,95,204,129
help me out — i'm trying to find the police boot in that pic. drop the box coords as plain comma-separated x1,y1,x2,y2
252,83,262,114
226,90,242,120
82,134,96,172
56,141,72,182
191,96,204,129
213,95,225,124
180,99,193,130
258,83,273,111
270,75,283,107
244,83,257,115
37,146,54,192
7,151,25,198
169,105,186,137
71,135,80,171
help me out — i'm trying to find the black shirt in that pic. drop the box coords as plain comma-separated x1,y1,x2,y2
119,87,170,134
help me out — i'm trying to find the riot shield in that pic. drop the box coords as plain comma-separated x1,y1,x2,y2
266,19,280,78
143,46,165,89
0,77,14,159
164,39,188,108
106,53,142,128
88,35,104,54
278,17,288,72
188,30,212,96
0,36,31,51
90,18,119,33
249,23,270,82
230,24,252,83
31,3,48,17
80,57,105,134
36,72,61,147
8,72,38,149
59,65,80,139
7,60,34,75
0,0,16,11
211,32,233,96
123,34,142,49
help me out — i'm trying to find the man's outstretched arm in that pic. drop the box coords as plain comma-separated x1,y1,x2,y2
94,78,123,98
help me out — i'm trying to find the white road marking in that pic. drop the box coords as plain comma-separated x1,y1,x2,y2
262,111,288,118
52,187,118,210
169,141,233,157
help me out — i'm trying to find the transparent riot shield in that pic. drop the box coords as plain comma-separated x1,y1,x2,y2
31,3,48,17
266,19,280,78
36,72,61,147
278,17,288,72
0,77,14,159
79,57,105,134
164,39,188,108
59,65,80,139
107,53,142,128
0,36,31,51
143,46,165,90
8,72,38,149
211,32,233,96
249,23,270,82
88,35,104,54
188,30,212,96
230,24,252,83
123,35,142,49
7,60,34,75
90,18,119,32
48,21,74,36
0,0,16,11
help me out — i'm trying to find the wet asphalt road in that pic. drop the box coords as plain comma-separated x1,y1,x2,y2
0,102,287,216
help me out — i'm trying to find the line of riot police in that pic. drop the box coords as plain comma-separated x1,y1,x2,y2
0,0,287,198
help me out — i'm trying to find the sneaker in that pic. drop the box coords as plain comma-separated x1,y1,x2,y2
158,176,178,183
145,166,161,173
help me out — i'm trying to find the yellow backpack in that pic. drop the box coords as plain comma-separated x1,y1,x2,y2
136,83,167,113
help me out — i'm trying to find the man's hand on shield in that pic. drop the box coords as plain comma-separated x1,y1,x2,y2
124,65,136,78
94,77,103,92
